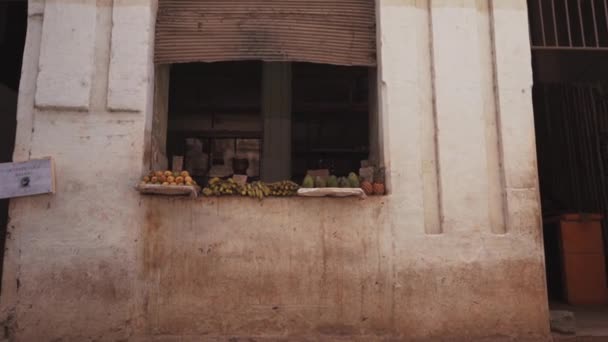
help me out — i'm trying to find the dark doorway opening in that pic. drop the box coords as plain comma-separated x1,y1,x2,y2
528,0,608,337
0,0,27,295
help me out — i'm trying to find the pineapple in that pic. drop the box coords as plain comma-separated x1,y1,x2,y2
361,180,373,195
373,167,386,195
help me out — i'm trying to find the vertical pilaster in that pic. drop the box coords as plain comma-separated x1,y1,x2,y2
377,0,438,235
107,0,156,112
35,0,97,110
490,0,540,236
430,0,505,234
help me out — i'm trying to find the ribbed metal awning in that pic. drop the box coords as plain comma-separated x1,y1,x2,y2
155,0,377,66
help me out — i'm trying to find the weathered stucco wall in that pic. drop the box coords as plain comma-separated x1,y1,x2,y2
1,0,550,341
1,0,153,340
139,197,547,341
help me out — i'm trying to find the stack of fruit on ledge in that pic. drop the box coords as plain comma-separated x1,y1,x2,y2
140,170,197,186
302,169,386,196
268,180,300,197
201,178,299,199
372,167,386,195
301,172,361,189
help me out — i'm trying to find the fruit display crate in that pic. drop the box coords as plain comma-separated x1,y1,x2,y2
136,183,201,198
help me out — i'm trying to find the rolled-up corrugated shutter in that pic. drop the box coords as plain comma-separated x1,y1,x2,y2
155,0,376,66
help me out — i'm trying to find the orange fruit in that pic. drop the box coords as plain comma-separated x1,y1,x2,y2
162,182,169,186
373,183,385,196
151,176,158,183
155,171,164,177
167,176,175,183
170,182,177,185
180,171,189,177
164,171,172,177
175,176,184,184
143,176,150,183
185,176,193,183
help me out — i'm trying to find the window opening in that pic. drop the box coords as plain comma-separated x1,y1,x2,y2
291,63,370,181
163,61,378,191
166,61,263,185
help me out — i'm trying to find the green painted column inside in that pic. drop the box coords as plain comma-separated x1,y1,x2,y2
261,62,292,182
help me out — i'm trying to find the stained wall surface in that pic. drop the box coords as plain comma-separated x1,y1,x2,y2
0,1,550,341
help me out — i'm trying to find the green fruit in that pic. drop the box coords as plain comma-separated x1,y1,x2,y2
338,177,350,188
327,175,338,188
302,175,314,188
315,176,327,188
348,172,360,188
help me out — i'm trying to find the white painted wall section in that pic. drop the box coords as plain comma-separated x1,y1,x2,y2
107,0,155,112
431,0,500,234
490,0,539,236
28,0,44,16
377,0,440,235
491,0,536,189
1,0,549,340
35,0,97,110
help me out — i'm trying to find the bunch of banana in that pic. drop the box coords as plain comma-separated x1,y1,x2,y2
268,180,299,196
203,179,299,199
202,177,240,196
240,181,271,200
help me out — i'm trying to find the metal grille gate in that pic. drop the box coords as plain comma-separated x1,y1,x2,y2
533,83,608,277
529,0,608,51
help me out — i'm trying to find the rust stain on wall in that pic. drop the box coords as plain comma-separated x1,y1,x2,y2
143,205,164,274
136,197,548,339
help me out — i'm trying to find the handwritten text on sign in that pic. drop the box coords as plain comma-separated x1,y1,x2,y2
0,158,55,200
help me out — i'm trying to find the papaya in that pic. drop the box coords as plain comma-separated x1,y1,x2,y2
338,177,350,188
315,176,327,188
348,172,360,188
302,175,314,188
327,175,338,188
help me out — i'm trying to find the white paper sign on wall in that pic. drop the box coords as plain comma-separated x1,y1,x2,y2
0,157,56,200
